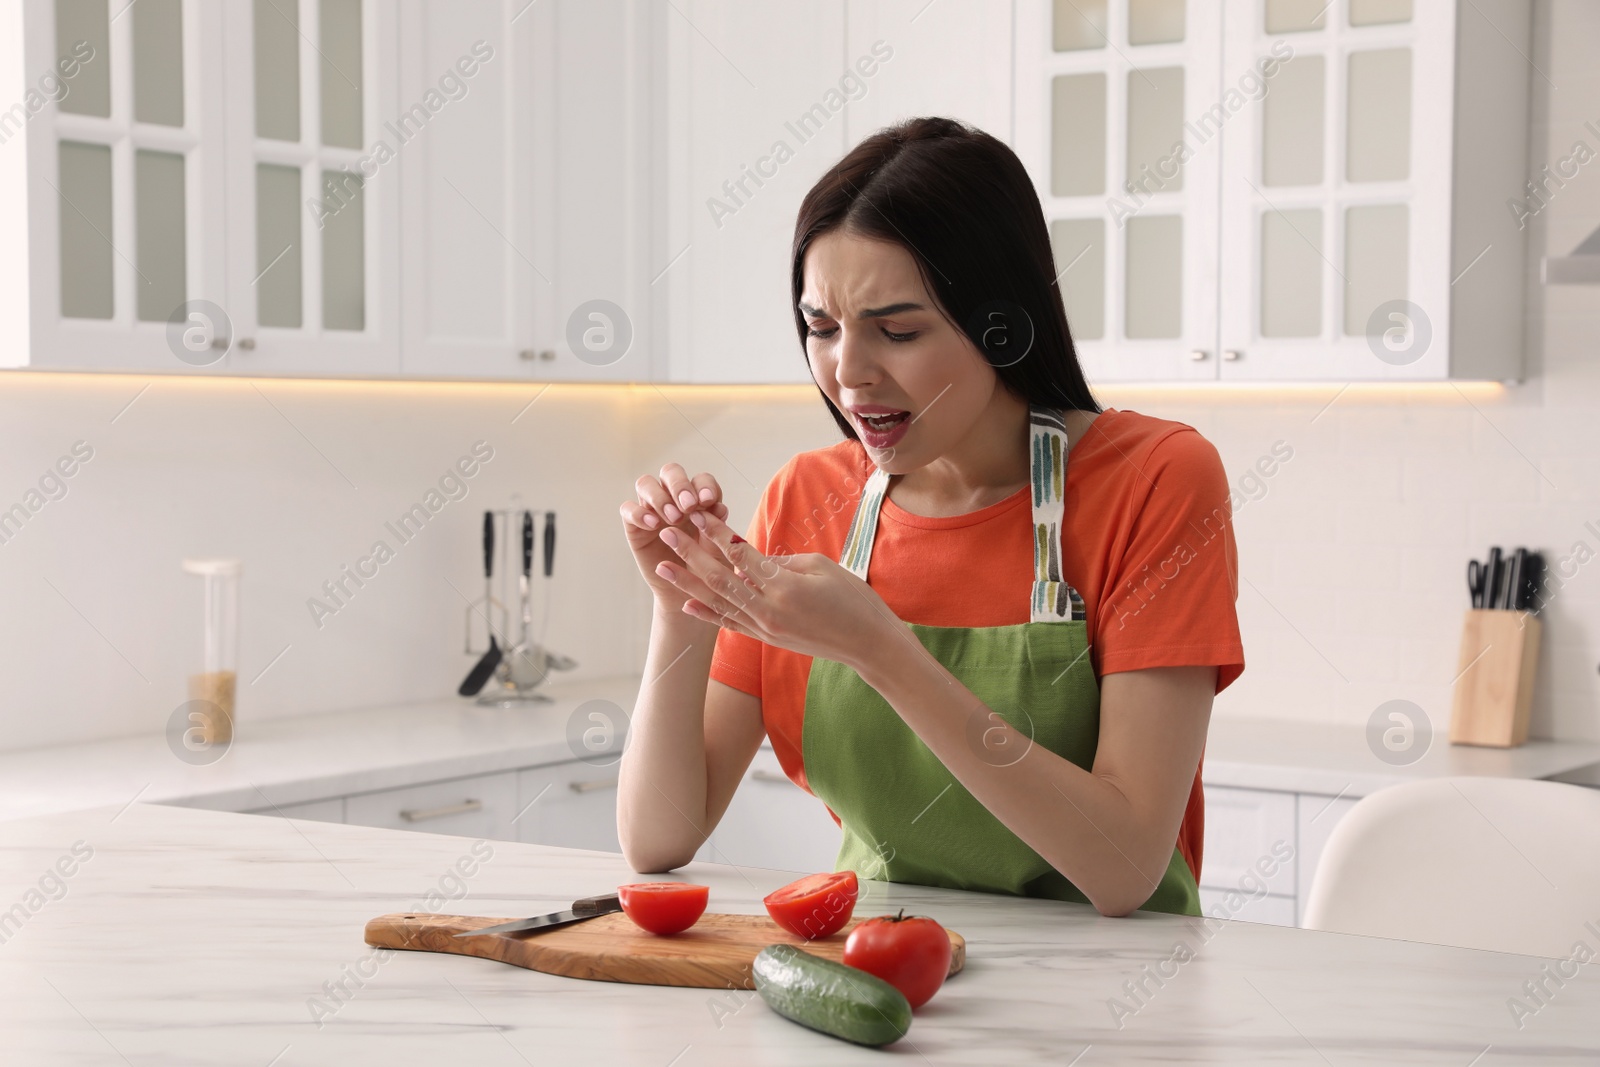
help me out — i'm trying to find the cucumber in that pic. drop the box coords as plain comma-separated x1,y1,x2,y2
751,944,913,1047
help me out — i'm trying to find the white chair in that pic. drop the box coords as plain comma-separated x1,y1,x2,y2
1301,777,1600,958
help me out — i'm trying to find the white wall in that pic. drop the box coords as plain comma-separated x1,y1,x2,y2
2,2,1598,753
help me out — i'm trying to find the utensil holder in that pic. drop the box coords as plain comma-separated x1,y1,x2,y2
1449,609,1540,748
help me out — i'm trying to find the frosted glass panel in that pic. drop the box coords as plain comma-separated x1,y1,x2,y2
1347,49,1411,182
1345,205,1408,335
1264,0,1329,33
322,170,365,330
1124,215,1181,339
1350,0,1412,25
132,0,184,127
1127,67,1184,193
55,0,110,118
1129,0,1184,44
1051,74,1106,197
1053,0,1108,51
320,0,363,149
58,141,113,319
1051,219,1105,341
1263,55,1323,186
1260,209,1322,337
256,164,302,327
135,150,186,322
254,0,300,142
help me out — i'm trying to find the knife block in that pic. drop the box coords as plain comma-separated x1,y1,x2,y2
1449,609,1541,748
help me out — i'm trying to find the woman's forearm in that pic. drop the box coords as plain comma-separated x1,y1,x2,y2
616,605,721,871
851,631,1196,916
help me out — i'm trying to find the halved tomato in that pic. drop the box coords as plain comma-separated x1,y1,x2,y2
763,870,858,940
617,882,709,935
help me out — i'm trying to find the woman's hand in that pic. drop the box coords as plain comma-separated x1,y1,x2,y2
620,463,730,610
655,509,905,670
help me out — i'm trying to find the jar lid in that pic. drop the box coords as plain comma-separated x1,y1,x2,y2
182,557,242,577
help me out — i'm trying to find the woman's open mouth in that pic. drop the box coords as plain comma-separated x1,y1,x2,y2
851,407,912,449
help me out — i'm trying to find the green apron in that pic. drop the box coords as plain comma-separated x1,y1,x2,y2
801,405,1200,915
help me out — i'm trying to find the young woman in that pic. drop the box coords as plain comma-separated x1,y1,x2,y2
616,117,1243,916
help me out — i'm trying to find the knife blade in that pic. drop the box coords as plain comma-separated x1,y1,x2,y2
452,893,622,938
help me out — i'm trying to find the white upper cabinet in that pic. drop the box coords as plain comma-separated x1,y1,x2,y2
653,0,848,385
10,0,230,371
218,0,401,377
1014,0,1533,383
3,0,1534,383
1015,0,1223,382
397,0,652,383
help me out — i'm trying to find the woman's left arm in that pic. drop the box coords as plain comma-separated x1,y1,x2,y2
853,640,1213,917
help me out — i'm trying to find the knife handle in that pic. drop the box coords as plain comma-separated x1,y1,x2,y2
573,893,620,916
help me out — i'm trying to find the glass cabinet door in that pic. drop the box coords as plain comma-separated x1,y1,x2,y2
1014,0,1222,382
1218,0,1451,380
30,0,229,370
220,0,398,375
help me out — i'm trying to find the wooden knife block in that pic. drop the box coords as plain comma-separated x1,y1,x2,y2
1449,609,1541,748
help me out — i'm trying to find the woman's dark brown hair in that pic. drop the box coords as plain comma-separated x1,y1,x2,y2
791,116,1101,441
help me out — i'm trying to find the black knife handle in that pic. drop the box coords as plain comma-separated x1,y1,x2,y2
521,510,534,577
543,510,556,578
573,893,620,916
482,511,495,577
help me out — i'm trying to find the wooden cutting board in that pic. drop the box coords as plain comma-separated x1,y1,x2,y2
364,911,967,990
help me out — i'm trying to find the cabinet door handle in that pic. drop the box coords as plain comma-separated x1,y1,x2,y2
568,777,619,794
1223,349,1242,361
750,769,791,784
400,799,482,822
1189,349,1209,361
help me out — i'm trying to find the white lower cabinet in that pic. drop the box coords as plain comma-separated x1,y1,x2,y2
344,771,519,843
702,747,842,874
514,763,622,854
1200,785,1356,927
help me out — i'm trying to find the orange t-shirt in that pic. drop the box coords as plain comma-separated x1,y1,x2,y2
709,407,1245,886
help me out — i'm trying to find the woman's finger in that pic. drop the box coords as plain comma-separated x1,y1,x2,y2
683,597,761,640
618,499,660,531
657,462,698,522
688,510,773,587
657,526,759,620
690,472,721,508
634,474,675,525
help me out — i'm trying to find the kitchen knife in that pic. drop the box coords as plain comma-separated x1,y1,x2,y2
452,893,622,938
1486,546,1503,609
1506,548,1525,613
543,509,555,578
1521,551,1544,613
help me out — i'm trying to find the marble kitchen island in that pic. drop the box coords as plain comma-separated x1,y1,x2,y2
3,803,1596,1065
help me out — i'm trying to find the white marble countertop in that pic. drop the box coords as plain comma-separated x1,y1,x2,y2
3,674,1598,824
0,675,643,823
3,802,1595,1065
1201,716,1600,797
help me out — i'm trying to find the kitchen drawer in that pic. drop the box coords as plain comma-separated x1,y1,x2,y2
243,796,345,823
1197,888,1296,928
1295,792,1359,925
344,772,518,841
515,763,622,854
707,747,841,874
1200,786,1296,897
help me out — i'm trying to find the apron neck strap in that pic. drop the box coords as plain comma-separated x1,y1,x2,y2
838,405,1085,623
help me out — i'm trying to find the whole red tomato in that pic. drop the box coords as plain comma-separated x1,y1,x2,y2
763,870,858,940
842,910,951,1009
617,882,708,935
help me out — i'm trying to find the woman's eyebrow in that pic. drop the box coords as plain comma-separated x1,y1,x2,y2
798,301,925,319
